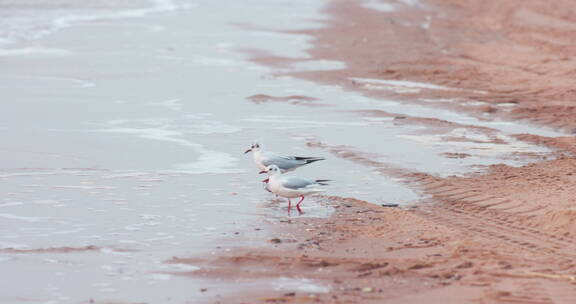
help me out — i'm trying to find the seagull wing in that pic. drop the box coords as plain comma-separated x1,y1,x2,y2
281,176,316,190
261,152,324,171
261,153,302,171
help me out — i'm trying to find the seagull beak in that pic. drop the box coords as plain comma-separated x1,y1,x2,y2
244,148,252,154
259,170,267,174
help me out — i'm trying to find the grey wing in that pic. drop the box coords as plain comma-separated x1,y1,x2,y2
281,176,315,190
262,154,303,171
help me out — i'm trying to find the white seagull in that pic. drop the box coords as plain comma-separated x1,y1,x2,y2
261,165,329,213
244,142,325,173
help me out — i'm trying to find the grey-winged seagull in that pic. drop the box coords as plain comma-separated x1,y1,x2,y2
244,142,324,173
261,164,329,213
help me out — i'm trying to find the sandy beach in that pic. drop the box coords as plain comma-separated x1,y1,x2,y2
2,0,576,303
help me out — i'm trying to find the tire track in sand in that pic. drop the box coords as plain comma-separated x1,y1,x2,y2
414,177,576,304
416,176,576,261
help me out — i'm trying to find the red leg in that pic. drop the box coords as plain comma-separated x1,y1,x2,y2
287,199,292,211
296,195,305,213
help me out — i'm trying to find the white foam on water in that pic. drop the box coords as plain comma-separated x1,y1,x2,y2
419,97,461,104
101,172,149,179
289,60,347,71
351,77,491,96
273,277,331,293
344,88,561,137
98,127,198,148
53,185,117,190
242,117,371,128
361,0,396,12
159,263,199,272
34,199,65,205
399,128,549,157
95,117,243,173
104,115,242,135
0,47,71,56
0,0,192,48
44,228,85,236
0,201,24,207
0,74,95,88
0,213,50,222
396,0,424,7
351,77,457,91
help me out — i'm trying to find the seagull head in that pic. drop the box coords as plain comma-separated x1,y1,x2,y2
259,164,280,175
244,142,262,154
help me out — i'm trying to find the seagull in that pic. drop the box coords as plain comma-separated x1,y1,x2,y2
261,165,329,213
244,142,325,173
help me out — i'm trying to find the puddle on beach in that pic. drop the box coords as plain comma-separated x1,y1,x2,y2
0,0,562,302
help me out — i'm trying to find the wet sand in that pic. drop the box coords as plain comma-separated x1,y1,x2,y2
185,0,576,303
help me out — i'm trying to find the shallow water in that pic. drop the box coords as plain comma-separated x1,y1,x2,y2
0,0,562,302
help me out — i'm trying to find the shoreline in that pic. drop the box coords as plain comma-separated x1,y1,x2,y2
188,0,576,302
290,0,576,134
